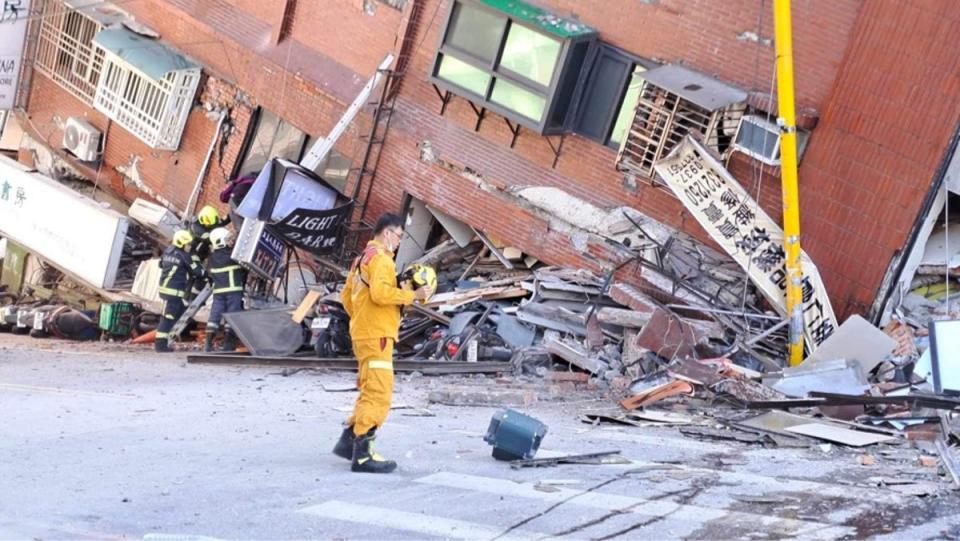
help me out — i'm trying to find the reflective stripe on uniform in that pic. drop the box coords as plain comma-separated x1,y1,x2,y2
158,287,185,297
161,264,179,289
156,332,169,338
211,265,243,292
368,360,392,370
213,287,244,294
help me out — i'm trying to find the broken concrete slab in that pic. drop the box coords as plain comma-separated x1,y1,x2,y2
805,314,897,374
596,307,653,328
427,387,537,407
608,283,659,314
766,358,870,398
668,358,726,387
713,378,789,403
544,337,607,375
784,423,897,447
635,307,700,360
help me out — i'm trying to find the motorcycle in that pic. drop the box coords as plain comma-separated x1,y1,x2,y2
310,299,352,358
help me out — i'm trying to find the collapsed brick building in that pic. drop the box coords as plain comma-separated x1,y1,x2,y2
6,0,960,322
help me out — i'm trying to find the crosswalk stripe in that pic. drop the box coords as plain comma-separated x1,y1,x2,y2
615,459,900,502
299,500,536,540
416,472,854,540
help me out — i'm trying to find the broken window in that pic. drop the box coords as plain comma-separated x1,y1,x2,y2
34,0,125,104
237,118,355,195
238,109,308,178
616,64,746,182
572,44,656,148
431,0,596,134
732,113,810,166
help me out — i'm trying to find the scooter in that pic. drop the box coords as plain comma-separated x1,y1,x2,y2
310,299,352,358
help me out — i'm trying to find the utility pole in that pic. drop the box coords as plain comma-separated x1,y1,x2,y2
773,0,805,366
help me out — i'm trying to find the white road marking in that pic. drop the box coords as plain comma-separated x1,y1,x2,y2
299,500,536,540
416,472,854,540
582,428,730,452
0,382,133,399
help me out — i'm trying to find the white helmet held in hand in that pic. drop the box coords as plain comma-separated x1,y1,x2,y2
209,227,233,250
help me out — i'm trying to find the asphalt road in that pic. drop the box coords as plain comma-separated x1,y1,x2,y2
1,336,958,540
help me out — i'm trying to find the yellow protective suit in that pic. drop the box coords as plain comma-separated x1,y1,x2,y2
341,240,415,436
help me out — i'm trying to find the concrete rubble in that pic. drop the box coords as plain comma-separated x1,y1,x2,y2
3,198,959,503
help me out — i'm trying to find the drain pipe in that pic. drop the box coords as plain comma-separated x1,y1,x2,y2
183,110,228,224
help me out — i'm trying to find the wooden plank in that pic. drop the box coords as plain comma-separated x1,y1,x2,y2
423,286,527,309
472,228,514,270
291,289,323,324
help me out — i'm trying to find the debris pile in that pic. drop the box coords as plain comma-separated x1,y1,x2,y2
369,229,960,494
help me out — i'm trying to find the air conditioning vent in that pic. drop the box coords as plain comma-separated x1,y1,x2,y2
63,117,102,162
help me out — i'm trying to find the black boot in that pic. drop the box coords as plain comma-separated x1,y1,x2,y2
332,426,355,460
351,428,397,474
222,330,238,352
203,332,215,352
154,338,173,353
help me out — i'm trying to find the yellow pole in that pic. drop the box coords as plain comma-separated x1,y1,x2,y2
773,0,805,365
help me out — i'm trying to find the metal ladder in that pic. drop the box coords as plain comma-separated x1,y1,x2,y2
167,284,212,342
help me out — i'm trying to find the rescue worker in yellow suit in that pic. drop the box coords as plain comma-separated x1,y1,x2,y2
332,213,432,473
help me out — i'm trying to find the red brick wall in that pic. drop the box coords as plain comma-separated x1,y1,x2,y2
290,0,405,76
363,0,959,321
363,0,858,269
25,72,250,216
797,0,960,317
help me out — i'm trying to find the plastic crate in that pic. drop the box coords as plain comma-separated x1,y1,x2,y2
99,302,137,336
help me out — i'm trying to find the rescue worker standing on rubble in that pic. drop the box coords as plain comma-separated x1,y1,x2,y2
204,227,247,352
156,229,206,352
332,213,432,473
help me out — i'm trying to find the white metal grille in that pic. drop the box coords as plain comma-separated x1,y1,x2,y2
34,0,105,104
617,81,744,181
93,55,200,151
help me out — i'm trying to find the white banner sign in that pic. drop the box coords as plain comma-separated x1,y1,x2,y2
0,0,31,110
654,136,838,350
0,155,128,288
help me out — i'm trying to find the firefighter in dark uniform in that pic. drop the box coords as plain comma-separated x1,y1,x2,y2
204,227,247,352
190,205,231,264
156,229,207,352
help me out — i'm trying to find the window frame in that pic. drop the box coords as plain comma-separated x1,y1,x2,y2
569,43,657,148
92,51,201,151
430,0,596,134
234,107,311,178
34,0,107,104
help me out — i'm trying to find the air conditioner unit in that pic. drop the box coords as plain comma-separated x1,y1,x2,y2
733,114,810,166
63,117,102,162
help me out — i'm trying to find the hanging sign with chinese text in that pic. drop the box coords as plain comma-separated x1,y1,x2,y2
0,0,31,110
654,136,837,351
0,155,128,288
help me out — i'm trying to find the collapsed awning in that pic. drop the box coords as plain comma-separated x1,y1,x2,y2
92,27,199,81
641,64,747,111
